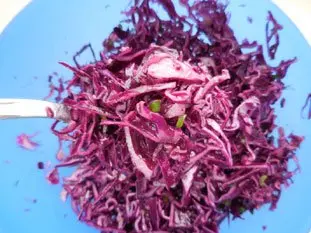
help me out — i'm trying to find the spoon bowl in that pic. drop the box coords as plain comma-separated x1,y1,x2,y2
0,98,70,121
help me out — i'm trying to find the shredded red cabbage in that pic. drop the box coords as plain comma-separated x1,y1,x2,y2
44,73,65,103
266,11,283,59
37,161,45,170
17,133,39,150
302,93,311,119
47,168,60,185
46,1,303,232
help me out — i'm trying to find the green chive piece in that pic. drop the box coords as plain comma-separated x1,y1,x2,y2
259,175,268,187
107,39,114,48
272,74,280,80
239,206,246,214
223,200,231,207
149,100,161,113
176,114,187,128
162,195,169,204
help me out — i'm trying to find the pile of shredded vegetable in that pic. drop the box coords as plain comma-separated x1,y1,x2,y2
46,1,304,232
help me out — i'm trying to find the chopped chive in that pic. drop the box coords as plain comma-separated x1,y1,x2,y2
239,206,246,214
271,74,280,80
223,200,231,207
176,114,187,128
149,100,161,113
259,175,268,187
162,195,169,204
107,39,114,48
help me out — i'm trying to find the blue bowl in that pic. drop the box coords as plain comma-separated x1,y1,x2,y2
0,1,310,233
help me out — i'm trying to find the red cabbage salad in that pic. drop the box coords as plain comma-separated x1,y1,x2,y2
46,0,304,232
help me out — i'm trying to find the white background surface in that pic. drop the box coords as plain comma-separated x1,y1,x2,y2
0,0,311,46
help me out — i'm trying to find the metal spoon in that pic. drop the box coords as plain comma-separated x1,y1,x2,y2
0,98,70,122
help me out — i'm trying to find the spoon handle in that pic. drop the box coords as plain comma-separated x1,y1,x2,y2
0,98,70,121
